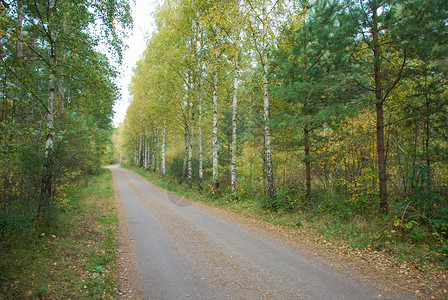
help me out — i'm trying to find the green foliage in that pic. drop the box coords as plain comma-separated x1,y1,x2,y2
392,164,448,248
168,157,212,183
0,206,36,237
168,157,185,179
309,190,378,219
261,186,302,212
0,0,129,227
0,170,118,299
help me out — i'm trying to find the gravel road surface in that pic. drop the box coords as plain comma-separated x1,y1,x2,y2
109,166,401,300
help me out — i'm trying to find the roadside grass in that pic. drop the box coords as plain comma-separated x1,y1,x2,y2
126,166,448,286
0,168,117,299
129,167,210,204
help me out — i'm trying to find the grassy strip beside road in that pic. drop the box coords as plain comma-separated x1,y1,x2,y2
0,169,117,299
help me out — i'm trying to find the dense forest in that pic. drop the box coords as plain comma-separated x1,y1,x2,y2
116,0,448,255
0,0,131,232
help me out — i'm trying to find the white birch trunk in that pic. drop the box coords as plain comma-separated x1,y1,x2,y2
153,123,158,173
180,121,188,184
212,55,219,191
188,108,195,187
262,3,275,199
146,134,151,169
143,134,145,169
198,27,204,188
231,57,239,194
144,135,148,169
139,133,143,168
198,88,203,187
149,131,154,169
161,123,166,177
151,140,155,170
45,69,55,161
40,53,56,216
147,134,152,169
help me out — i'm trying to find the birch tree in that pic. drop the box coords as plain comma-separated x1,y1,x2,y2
243,0,284,198
221,0,245,194
199,0,234,192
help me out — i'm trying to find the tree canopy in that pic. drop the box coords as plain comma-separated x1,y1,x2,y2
0,0,131,229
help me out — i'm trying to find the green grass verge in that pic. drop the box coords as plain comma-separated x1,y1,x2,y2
0,168,118,299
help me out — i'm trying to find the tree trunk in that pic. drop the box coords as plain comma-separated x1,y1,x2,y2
180,122,188,184
188,107,195,188
372,6,388,213
142,134,145,168
161,123,166,177
376,103,387,212
40,54,56,217
424,72,431,186
1,69,9,122
145,135,148,168
304,126,311,200
262,4,275,199
151,138,155,170
231,57,239,194
138,133,143,168
148,135,152,169
212,55,219,192
153,124,158,173
2,148,11,213
142,136,145,168
198,88,204,187
17,1,23,58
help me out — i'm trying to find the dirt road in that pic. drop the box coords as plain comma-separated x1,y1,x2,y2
109,166,402,299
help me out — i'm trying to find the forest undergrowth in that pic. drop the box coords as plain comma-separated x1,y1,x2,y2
0,169,118,299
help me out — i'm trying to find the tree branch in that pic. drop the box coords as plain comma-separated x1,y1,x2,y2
1,57,50,114
381,49,406,105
